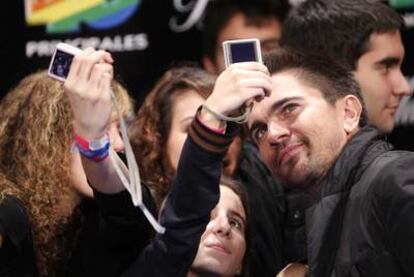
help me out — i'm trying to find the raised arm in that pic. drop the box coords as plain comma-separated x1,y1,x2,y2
121,62,271,276
64,48,126,194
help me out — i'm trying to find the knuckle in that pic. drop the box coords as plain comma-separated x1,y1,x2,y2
93,63,104,72
85,47,96,52
72,54,82,64
235,76,244,87
228,65,238,75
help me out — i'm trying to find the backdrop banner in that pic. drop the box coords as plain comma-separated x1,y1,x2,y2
3,0,209,105
2,0,413,105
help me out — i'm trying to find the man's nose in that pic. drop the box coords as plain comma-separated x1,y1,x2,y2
393,70,411,97
267,120,290,145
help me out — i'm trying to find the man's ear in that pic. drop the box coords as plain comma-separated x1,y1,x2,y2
341,95,362,135
202,55,217,74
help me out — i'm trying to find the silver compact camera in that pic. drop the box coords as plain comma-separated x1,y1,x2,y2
48,43,82,82
222,38,262,68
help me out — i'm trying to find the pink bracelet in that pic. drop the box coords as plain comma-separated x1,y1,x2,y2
197,114,226,134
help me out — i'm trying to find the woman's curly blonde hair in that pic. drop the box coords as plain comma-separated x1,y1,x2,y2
0,70,133,276
129,66,216,208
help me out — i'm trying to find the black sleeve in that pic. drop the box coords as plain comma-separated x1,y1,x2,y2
66,177,155,277
120,111,239,277
92,184,156,249
0,195,37,275
67,177,157,277
372,153,414,276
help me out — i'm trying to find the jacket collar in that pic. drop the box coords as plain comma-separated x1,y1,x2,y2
320,125,392,197
306,125,393,276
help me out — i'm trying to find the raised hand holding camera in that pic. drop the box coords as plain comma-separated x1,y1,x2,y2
64,48,114,141
48,43,114,139
201,39,271,127
223,38,263,67
48,43,82,82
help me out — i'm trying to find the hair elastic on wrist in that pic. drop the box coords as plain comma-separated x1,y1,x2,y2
201,103,251,124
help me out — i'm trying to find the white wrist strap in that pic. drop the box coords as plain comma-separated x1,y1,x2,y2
110,90,166,234
201,103,251,123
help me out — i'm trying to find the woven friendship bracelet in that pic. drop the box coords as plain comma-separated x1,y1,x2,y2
73,133,110,162
77,144,110,162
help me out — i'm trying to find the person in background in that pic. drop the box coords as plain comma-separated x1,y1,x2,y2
281,0,411,141
129,67,216,208
202,0,288,75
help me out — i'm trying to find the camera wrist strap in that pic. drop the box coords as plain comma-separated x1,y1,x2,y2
110,90,166,234
201,103,251,124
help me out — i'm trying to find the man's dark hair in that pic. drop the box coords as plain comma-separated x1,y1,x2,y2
264,47,368,127
280,0,404,70
203,0,290,62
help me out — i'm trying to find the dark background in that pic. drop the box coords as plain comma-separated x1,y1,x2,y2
1,0,413,107
2,0,206,107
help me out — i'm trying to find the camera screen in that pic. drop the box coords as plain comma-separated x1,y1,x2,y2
229,42,257,63
50,49,74,80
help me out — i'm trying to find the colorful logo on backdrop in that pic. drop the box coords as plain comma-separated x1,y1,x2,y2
25,0,141,33
389,0,414,9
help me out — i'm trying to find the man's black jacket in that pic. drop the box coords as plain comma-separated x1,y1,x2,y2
307,126,414,277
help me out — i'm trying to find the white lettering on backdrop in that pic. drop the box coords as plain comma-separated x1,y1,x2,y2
169,0,211,32
26,33,149,58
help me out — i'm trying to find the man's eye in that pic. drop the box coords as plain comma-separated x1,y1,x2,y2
282,103,297,114
378,61,399,75
379,64,391,74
